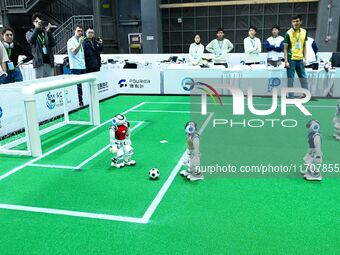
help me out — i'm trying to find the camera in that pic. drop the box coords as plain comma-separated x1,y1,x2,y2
40,20,49,28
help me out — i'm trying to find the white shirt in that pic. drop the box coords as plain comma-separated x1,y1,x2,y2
188,43,204,65
244,36,261,63
67,36,85,70
306,37,318,65
206,38,233,64
265,35,284,61
0,43,9,76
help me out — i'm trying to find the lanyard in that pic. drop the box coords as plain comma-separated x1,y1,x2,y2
218,40,224,51
250,38,256,48
5,48,12,58
293,29,300,42
194,44,200,55
272,36,278,45
38,33,45,46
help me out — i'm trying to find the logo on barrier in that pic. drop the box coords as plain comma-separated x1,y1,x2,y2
268,77,281,92
46,92,56,109
46,91,64,110
118,78,150,89
118,79,127,88
181,77,222,106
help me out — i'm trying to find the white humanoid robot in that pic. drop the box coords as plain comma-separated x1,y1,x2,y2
303,120,323,181
180,121,203,181
109,114,136,168
333,100,340,141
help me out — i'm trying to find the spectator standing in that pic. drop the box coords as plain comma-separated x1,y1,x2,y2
206,28,233,68
188,34,204,66
26,12,56,79
264,25,284,67
67,24,86,107
2,27,33,84
284,15,309,98
244,26,262,65
83,27,103,73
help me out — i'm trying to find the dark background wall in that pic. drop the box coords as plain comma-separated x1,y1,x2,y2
161,1,319,53
1,0,340,54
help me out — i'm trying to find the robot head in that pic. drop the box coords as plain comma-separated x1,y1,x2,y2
112,114,126,126
185,121,197,135
306,120,320,133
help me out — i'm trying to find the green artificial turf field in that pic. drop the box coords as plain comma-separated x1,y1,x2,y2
0,95,339,254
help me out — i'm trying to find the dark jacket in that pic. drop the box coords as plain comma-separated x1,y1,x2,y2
4,42,33,67
26,28,56,68
83,38,103,70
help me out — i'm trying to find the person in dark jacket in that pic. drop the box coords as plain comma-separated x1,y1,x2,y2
83,27,103,73
2,27,33,83
26,12,56,79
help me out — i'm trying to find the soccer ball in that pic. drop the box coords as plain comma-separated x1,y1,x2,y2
149,168,160,180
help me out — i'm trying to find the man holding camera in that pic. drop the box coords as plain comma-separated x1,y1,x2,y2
83,27,103,73
26,12,56,79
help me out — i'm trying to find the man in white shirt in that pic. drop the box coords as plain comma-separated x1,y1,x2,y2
244,26,262,65
0,42,9,84
264,25,284,67
305,37,318,69
188,34,204,66
67,24,86,107
206,28,233,68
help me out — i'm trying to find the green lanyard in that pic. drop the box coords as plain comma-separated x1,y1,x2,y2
38,33,45,46
5,48,12,58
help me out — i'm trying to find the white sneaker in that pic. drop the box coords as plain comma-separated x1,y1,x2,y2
180,170,190,177
187,174,204,181
124,160,136,166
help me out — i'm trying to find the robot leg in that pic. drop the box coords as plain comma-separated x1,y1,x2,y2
123,143,136,166
111,145,125,168
180,150,191,177
187,155,203,181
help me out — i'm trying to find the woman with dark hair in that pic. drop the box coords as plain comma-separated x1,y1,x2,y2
188,34,204,66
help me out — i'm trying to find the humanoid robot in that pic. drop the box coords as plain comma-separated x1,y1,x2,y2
109,114,135,168
180,121,203,181
333,100,340,141
303,120,323,181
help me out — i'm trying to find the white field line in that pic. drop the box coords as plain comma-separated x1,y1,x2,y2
0,204,146,224
0,102,213,224
142,111,214,222
28,164,76,170
74,121,145,170
144,101,338,108
0,102,146,182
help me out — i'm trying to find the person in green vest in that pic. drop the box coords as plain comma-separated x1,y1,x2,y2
284,15,309,98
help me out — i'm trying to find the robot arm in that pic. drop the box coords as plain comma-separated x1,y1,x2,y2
313,134,323,164
109,127,118,153
124,122,132,145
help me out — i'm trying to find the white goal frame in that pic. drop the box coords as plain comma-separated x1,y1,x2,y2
0,74,99,157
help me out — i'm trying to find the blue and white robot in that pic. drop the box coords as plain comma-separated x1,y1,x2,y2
303,120,323,181
180,121,203,181
109,114,135,168
333,100,340,141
